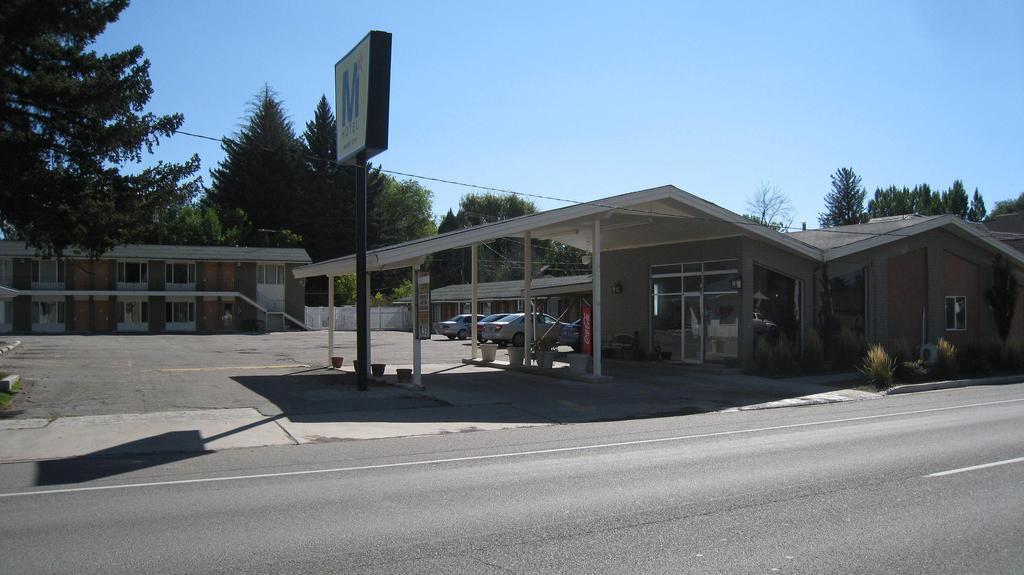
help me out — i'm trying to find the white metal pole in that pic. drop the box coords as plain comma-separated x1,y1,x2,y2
523,231,533,366
327,275,335,368
412,266,421,386
471,243,478,360
592,219,602,378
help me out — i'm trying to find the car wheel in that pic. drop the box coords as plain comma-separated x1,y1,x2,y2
457,329,467,340
446,335,454,340
512,332,525,347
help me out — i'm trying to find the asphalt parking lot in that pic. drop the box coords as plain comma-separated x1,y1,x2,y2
1,331,479,418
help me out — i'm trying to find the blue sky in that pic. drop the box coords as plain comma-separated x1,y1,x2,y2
94,0,1024,228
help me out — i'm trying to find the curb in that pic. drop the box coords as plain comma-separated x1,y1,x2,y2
1,373,20,393
0,340,21,355
885,374,1024,395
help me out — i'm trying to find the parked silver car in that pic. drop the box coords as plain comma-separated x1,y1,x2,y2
475,313,510,342
480,312,564,347
436,314,481,340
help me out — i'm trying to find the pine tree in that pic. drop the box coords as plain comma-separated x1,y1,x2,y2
818,167,867,227
295,95,356,261
0,0,200,257
943,179,969,218
208,85,303,242
968,188,987,222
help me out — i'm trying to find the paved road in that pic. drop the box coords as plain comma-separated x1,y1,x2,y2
1,384,1022,574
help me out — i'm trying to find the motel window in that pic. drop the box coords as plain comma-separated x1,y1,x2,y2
945,296,966,331
118,262,149,284
828,268,867,339
119,301,149,324
0,259,11,286
31,260,65,284
257,264,285,285
165,262,195,285
165,301,195,323
32,300,65,324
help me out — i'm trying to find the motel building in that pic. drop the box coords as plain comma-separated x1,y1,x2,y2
295,185,1024,378
0,243,310,334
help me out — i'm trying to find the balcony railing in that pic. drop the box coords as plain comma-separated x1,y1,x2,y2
31,281,65,290
165,282,196,291
117,282,149,291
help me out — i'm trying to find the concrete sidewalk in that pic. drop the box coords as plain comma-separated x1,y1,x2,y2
0,362,877,462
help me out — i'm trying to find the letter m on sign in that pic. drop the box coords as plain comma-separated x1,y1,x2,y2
341,63,360,126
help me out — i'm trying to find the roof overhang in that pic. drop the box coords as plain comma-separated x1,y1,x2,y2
294,185,823,279
823,215,1024,268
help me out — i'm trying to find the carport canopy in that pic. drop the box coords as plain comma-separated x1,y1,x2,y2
293,185,823,380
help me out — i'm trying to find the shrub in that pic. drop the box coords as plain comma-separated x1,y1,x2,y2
801,329,826,374
769,334,799,376
932,338,959,380
830,329,866,372
958,343,993,376
859,344,896,388
896,360,928,383
1000,339,1024,372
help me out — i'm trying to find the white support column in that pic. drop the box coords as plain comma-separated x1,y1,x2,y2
592,219,602,378
412,266,422,386
327,275,335,368
523,231,533,366
471,243,479,360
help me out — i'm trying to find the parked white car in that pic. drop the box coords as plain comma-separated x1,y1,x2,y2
436,314,481,340
479,312,564,347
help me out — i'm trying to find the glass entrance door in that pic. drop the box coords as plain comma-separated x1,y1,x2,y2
683,295,702,362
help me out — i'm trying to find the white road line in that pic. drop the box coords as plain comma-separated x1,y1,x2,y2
926,456,1024,477
1,397,1022,499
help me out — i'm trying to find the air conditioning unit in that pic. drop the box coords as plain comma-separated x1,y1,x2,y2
920,343,938,366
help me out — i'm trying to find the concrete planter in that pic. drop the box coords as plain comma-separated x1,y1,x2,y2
396,368,412,383
330,356,344,369
507,346,525,366
480,343,498,362
567,353,591,375
371,363,386,377
537,350,557,369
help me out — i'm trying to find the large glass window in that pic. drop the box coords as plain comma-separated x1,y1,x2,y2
0,259,11,286
753,264,801,344
166,301,195,323
166,262,195,287
0,301,12,324
32,300,65,324
32,260,65,286
119,300,149,324
257,264,285,285
829,268,866,338
118,262,148,285
651,260,739,363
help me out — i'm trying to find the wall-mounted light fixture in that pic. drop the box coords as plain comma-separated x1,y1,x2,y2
611,281,623,294
730,276,743,290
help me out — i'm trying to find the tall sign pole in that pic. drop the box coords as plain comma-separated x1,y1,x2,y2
335,31,391,391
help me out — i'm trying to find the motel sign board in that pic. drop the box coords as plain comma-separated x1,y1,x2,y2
335,31,392,164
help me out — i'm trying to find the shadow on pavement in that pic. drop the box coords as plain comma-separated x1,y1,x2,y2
34,430,207,486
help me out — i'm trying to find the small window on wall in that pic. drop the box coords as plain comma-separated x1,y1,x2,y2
257,264,285,285
945,296,966,331
166,301,195,323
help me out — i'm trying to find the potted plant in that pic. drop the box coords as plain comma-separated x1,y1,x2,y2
507,345,525,366
480,342,499,362
535,336,559,369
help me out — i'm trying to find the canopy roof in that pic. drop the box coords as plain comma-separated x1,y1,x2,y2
296,186,1024,279
294,185,820,278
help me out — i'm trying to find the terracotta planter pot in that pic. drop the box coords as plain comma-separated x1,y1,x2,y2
371,363,386,377
396,368,412,382
331,356,344,369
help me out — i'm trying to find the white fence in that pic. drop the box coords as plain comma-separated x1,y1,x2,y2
305,306,411,331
